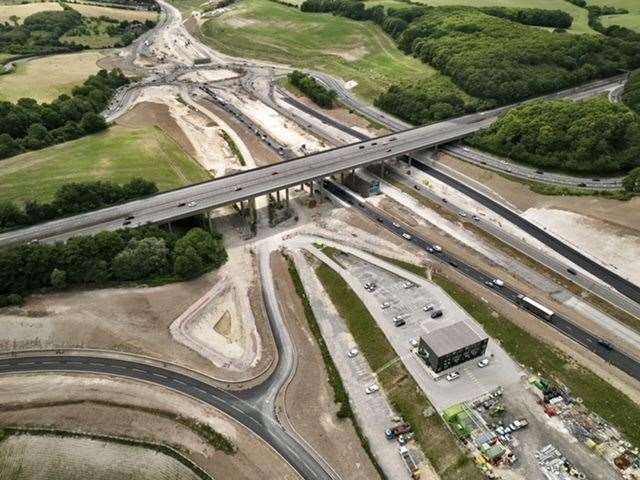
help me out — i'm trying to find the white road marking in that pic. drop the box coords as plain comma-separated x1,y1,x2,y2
17,362,34,366
132,368,146,374
153,373,167,379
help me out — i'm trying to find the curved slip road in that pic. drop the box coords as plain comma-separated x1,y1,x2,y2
0,354,334,480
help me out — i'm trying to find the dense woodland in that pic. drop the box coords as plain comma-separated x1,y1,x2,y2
0,69,128,160
288,70,337,108
300,0,640,125
0,226,228,307
467,98,640,175
0,178,158,231
0,9,85,56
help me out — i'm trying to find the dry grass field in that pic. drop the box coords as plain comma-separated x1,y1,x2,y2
0,2,61,23
70,3,158,22
0,50,104,103
0,433,203,480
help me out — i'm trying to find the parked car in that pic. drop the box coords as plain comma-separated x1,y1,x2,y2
430,310,443,319
458,211,467,217
446,371,460,381
365,384,380,394
347,348,359,358
394,318,406,327
478,358,490,368
380,302,391,309
423,304,434,312
409,338,419,347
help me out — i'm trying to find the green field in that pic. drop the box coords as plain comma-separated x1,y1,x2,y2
198,0,436,100
0,126,211,204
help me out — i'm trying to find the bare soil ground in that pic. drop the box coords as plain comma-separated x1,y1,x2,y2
0,373,300,480
271,252,381,480
117,101,198,159
198,97,280,166
438,153,640,232
0,273,233,378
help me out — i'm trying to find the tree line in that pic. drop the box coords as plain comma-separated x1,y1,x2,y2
623,71,640,114
467,98,640,175
478,7,572,29
67,16,156,48
288,70,337,108
0,178,158,231
0,69,128,160
0,226,228,307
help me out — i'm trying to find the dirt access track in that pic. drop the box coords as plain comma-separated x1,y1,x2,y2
0,373,300,480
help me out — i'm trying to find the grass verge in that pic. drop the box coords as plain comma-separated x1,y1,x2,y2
220,131,246,166
314,259,482,480
283,254,387,479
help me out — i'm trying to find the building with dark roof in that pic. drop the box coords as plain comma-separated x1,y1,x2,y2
418,321,488,373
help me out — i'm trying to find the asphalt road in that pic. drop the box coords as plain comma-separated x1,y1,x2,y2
323,181,640,381
0,354,334,480
442,145,624,190
0,116,492,247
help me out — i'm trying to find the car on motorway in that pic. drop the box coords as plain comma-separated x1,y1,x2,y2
427,247,434,253
478,358,490,368
380,302,391,309
387,148,392,152
123,220,132,226
578,182,587,187
445,371,460,381
414,185,420,190
235,186,242,191
376,217,384,223
392,222,401,228
597,339,614,350
347,348,359,358
493,279,504,287
271,171,278,175
402,233,412,240
365,384,380,394
423,304,434,312
359,145,365,150
567,267,577,275
177,201,186,207
125,215,135,221
432,245,442,252
485,280,495,288
536,170,544,174
187,201,198,207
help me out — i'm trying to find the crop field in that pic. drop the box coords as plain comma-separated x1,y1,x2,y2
0,50,104,103
0,433,203,480
0,126,211,204
0,1,61,23
70,3,158,22
199,0,436,101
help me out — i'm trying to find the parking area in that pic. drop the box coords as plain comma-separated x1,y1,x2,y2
329,248,522,411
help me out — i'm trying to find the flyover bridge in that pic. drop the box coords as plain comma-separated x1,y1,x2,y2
0,115,493,246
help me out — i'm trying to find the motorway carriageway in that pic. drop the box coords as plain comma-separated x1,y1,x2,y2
0,355,334,480
323,181,640,382
279,89,640,309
